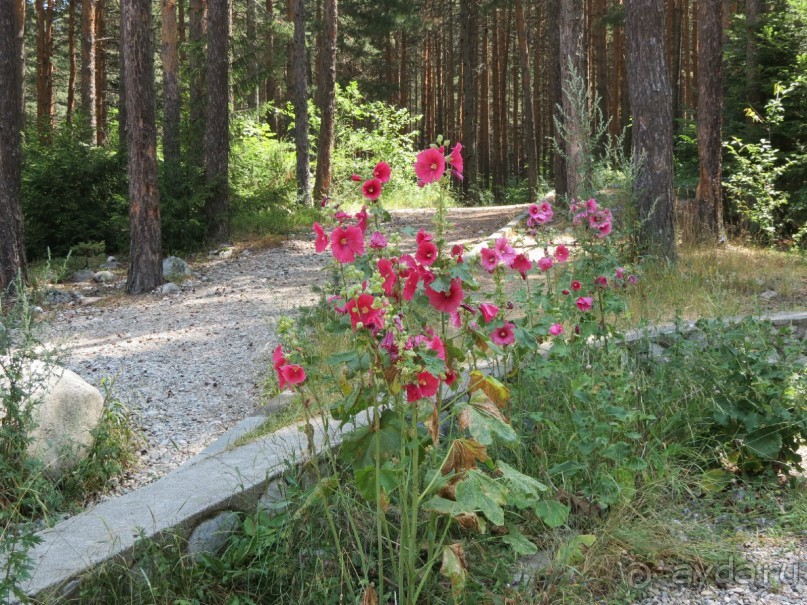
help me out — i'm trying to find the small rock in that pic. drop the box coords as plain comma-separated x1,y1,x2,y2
163,256,192,280
43,289,73,305
71,269,95,283
187,510,240,560
161,282,181,295
760,290,779,300
218,249,234,259
93,270,116,283
107,256,116,263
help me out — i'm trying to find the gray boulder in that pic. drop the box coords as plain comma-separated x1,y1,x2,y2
161,282,181,295
43,289,73,305
93,270,116,283
163,256,192,280
187,511,240,560
71,269,95,283
1,362,104,479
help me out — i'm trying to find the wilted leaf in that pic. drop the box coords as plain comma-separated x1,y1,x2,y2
457,394,518,447
360,584,378,605
440,543,468,598
428,403,440,447
454,469,508,525
468,371,510,408
496,461,547,509
442,438,489,475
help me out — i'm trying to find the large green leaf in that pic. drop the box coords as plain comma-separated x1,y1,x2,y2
454,469,508,525
533,500,570,528
502,526,538,555
555,534,597,565
496,461,547,510
745,428,783,459
340,409,402,468
354,465,402,502
458,395,519,448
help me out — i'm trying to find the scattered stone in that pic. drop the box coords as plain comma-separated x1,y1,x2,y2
107,256,116,263
93,270,116,283
161,282,181,295
99,261,119,270
71,269,95,283
760,290,779,300
163,256,192,280
187,511,240,560
43,289,74,305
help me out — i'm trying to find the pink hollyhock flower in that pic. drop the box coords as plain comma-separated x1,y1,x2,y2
356,206,368,233
627,274,639,286
447,142,463,179
330,225,365,263
576,296,594,312
495,237,517,267
490,322,516,346
615,267,625,280
334,210,351,223
595,221,612,238
571,280,582,291
586,198,598,212
362,178,383,201
416,229,434,244
320,196,329,208
549,323,564,336
273,345,287,389
594,276,608,289
429,334,446,360
444,369,457,386
373,161,392,184
510,254,532,279
380,332,399,362
478,303,499,324
350,173,362,182
480,247,500,273
450,311,462,328
554,244,570,263
406,371,440,402
369,231,388,249
537,256,554,272
562,289,570,295
414,147,446,184
451,244,465,263
529,201,554,225
425,277,465,314
279,364,306,387
345,293,384,331
312,222,328,253
378,258,397,296
416,240,439,266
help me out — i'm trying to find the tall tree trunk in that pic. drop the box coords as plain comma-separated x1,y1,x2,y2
122,0,162,294
479,14,490,187
490,8,502,198
162,0,181,172
669,0,683,131
36,0,55,141
14,0,25,125
0,0,27,292
205,0,230,239
188,0,207,168
548,0,566,196
313,0,337,201
559,0,586,199
265,0,277,130
400,29,409,110
290,0,310,204
511,22,520,179
746,0,761,107
118,14,127,154
695,0,725,241
459,0,477,200
178,0,186,63
67,0,78,125
515,0,537,201
592,0,607,123
246,0,259,109
82,0,97,142
625,0,677,261
95,0,107,144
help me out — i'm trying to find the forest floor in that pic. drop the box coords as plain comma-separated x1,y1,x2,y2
42,204,528,497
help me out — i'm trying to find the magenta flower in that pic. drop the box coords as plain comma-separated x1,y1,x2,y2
451,244,465,263
362,178,383,201
615,267,625,280
528,201,554,225
595,221,612,238
447,143,463,179
450,311,462,328
414,147,446,184
330,225,365,263
537,256,554,272
627,274,639,286
594,276,608,289
549,323,564,336
480,247,500,273
425,277,465,314
490,322,516,346
373,161,392,184
312,222,328,253
478,303,499,324
406,371,440,402
576,297,594,312
279,364,306,387
511,254,532,279
416,229,434,245
378,258,396,296
350,174,362,182
586,198,598,212
345,293,385,331
355,206,369,234
554,244,570,263
273,345,289,388
369,231,389,249
571,280,582,291
416,240,439,266
495,237,517,267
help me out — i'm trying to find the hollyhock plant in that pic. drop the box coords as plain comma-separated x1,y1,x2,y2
549,323,564,336
345,293,385,331
576,296,594,312
511,254,532,279
571,280,582,291
537,256,554,272
478,303,499,324
356,207,369,233
331,225,365,263
406,371,440,402
378,258,397,296
373,161,392,184
414,147,446,184
490,322,516,346
447,143,463,179
425,278,465,314
416,240,439,266
363,178,383,201
451,244,465,263
528,200,554,225
554,244,570,263
350,173,362,182
495,237,517,267
594,276,608,289
480,248,500,273
273,345,288,388
416,229,434,244
370,231,389,249
313,222,329,253
279,364,306,387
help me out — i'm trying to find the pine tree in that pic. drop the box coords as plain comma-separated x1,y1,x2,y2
205,0,230,240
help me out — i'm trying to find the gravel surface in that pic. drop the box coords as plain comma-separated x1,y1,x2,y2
42,206,528,496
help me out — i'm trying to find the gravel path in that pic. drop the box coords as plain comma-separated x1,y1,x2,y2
42,205,528,495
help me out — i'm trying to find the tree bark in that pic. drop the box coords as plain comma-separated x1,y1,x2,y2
246,0,259,109
162,0,181,172
36,0,55,141
548,0,566,196
95,0,107,145
0,0,27,292
695,0,725,241
479,14,490,187
81,0,97,142
669,0,683,130
188,0,207,168
67,0,78,125
122,0,163,294
205,0,230,239
459,0,477,200
265,0,277,129
559,0,586,199
746,0,761,107
516,0,537,202
313,0,337,201
592,0,607,125
289,0,310,204
625,0,677,261
13,0,25,125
